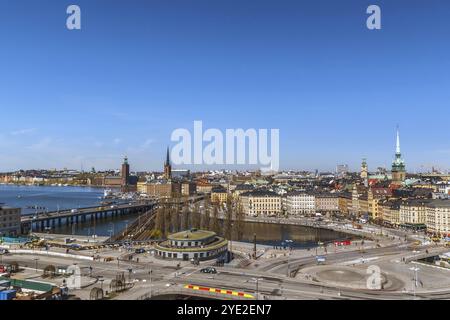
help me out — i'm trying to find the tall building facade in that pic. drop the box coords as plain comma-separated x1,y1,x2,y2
240,190,281,217
392,127,406,184
0,206,21,237
285,191,315,215
121,156,130,191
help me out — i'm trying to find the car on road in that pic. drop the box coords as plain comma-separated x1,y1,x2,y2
200,267,217,274
135,248,146,254
0,249,9,255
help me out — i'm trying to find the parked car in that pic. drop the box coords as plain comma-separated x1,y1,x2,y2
135,248,146,254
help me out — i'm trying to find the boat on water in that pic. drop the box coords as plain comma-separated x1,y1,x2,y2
103,189,113,198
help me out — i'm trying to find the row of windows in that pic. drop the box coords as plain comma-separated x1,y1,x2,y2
0,223,19,228
170,240,204,247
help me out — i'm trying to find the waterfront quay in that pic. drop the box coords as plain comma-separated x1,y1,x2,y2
19,201,157,234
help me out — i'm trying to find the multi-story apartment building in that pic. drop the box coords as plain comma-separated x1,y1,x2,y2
232,184,255,199
425,199,450,237
379,199,401,226
137,181,181,198
285,191,315,215
399,199,428,229
240,190,281,217
338,192,352,215
0,206,21,237
367,188,393,221
196,180,213,194
211,186,228,205
181,182,197,196
315,193,339,214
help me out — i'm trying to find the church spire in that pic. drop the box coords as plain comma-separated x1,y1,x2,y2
396,125,401,154
165,146,170,166
164,147,172,179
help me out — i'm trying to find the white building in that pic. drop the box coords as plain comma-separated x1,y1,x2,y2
399,199,427,227
285,191,315,215
426,199,450,237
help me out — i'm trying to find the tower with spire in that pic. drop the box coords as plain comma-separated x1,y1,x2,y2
164,147,172,180
360,158,368,186
360,158,368,179
391,126,406,184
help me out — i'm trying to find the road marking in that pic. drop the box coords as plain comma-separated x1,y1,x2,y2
184,284,254,299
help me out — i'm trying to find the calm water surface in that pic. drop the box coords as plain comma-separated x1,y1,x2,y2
1,185,354,247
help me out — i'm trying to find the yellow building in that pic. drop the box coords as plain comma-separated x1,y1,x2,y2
137,181,181,198
211,187,228,205
338,192,352,215
240,190,281,217
379,199,401,226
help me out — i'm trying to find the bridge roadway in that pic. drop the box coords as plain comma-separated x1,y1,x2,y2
20,201,157,233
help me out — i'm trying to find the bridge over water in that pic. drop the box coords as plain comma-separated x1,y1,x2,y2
20,201,157,234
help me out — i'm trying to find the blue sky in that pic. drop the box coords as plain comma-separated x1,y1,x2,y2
0,0,449,172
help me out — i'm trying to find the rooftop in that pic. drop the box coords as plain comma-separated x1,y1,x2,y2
168,229,216,241
240,190,279,197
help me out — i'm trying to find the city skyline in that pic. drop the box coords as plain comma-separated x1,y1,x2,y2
1,1,449,172
1,126,447,174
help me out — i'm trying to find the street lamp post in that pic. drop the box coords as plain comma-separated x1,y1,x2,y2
34,258,39,273
149,269,153,298
409,267,420,299
229,222,234,259
251,277,263,300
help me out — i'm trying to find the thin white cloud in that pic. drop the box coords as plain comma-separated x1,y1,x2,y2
26,137,52,150
10,128,36,136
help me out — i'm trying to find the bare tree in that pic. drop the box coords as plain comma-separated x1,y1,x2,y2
164,204,172,236
235,202,245,241
191,201,201,229
171,203,180,232
210,204,220,234
201,202,210,230
223,197,233,240
181,202,189,231
155,205,165,236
